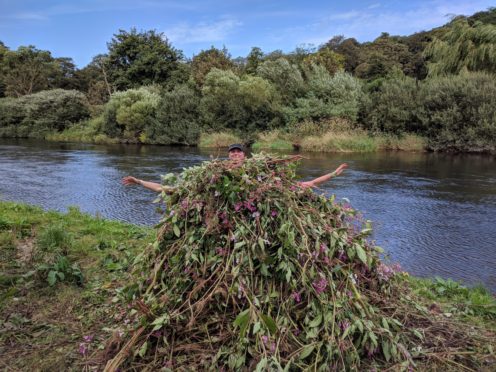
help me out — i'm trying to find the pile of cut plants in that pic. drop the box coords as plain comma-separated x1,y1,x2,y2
104,154,495,371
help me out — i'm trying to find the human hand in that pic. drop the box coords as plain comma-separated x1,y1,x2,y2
299,181,314,188
122,176,140,186
335,163,348,176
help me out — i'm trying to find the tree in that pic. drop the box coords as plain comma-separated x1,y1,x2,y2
245,47,264,74
106,28,183,90
321,36,362,72
256,58,305,102
191,46,234,86
303,48,345,75
424,18,496,76
1,46,58,97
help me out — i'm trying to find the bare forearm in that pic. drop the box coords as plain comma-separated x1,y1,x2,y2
137,179,163,192
308,171,337,187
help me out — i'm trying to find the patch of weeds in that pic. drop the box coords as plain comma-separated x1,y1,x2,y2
0,231,15,250
37,225,73,253
37,255,84,286
0,216,11,231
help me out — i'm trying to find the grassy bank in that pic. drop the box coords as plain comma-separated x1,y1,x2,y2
43,117,428,153
0,201,495,369
252,120,427,153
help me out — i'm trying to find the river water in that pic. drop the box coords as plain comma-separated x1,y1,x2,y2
1,139,495,292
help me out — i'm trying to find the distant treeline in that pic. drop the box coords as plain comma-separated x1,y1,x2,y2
0,8,495,152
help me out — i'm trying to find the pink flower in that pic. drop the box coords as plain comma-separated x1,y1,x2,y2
271,210,278,217
291,291,302,303
216,247,228,256
83,335,93,343
261,335,269,344
312,277,328,295
79,342,88,356
339,319,350,333
234,202,243,212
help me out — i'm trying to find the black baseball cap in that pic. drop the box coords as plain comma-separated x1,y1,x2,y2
228,144,245,152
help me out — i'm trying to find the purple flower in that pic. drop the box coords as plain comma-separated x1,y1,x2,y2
320,243,328,254
252,211,260,219
291,291,302,303
271,210,278,217
169,210,175,216
83,335,93,343
234,202,243,212
293,328,301,336
216,247,228,256
261,335,269,344
339,319,350,333
243,201,257,212
312,277,328,295
79,342,88,356
377,263,402,281
323,256,331,265
337,250,348,262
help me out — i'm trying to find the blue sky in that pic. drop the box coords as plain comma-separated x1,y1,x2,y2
1,0,494,67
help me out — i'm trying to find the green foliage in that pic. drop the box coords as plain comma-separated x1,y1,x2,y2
147,84,201,145
106,28,183,90
360,74,420,134
37,225,73,253
191,46,234,86
425,18,496,76
302,48,345,75
200,68,281,134
102,86,160,141
285,68,362,123
37,255,84,286
0,89,90,138
256,58,306,102
417,72,496,151
361,72,496,151
110,155,433,370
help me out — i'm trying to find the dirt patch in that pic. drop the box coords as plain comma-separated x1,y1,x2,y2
16,237,35,264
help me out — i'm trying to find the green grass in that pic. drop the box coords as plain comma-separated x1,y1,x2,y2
0,201,154,370
0,201,494,370
198,131,242,148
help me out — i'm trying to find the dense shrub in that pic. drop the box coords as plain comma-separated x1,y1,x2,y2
360,75,420,134
418,72,496,151
256,58,305,102
102,86,160,141
0,89,90,138
200,69,281,134
361,72,496,151
284,67,362,124
146,84,201,145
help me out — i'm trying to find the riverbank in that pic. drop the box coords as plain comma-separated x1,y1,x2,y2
44,119,428,153
0,201,494,369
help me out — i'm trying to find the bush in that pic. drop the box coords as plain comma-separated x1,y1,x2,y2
200,69,281,134
146,84,201,145
359,75,419,134
102,86,160,141
284,68,362,124
0,89,90,138
418,72,496,152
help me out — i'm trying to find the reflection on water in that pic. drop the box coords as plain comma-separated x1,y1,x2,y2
1,139,495,292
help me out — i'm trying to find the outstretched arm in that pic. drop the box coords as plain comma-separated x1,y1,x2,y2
299,163,348,188
122,176,174,194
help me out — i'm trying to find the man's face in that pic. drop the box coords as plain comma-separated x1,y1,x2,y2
228,148,245,161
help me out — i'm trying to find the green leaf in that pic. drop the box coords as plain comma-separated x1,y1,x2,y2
382,340,391,362
47,271,57,286
255,357,267,372
138,341,148,358
308,313,322,328
355,244,367,264
233,309,250,338
252,321,261,335
299,344,315,360
260,314,277,335
173,224,180,237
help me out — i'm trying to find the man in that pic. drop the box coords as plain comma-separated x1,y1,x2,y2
122,144,347,192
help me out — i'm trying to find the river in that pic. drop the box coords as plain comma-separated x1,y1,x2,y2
1,139,495,292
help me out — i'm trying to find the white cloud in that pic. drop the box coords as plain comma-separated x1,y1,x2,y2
164,18,242,44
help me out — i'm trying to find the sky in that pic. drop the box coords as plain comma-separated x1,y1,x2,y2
0,0,494,67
